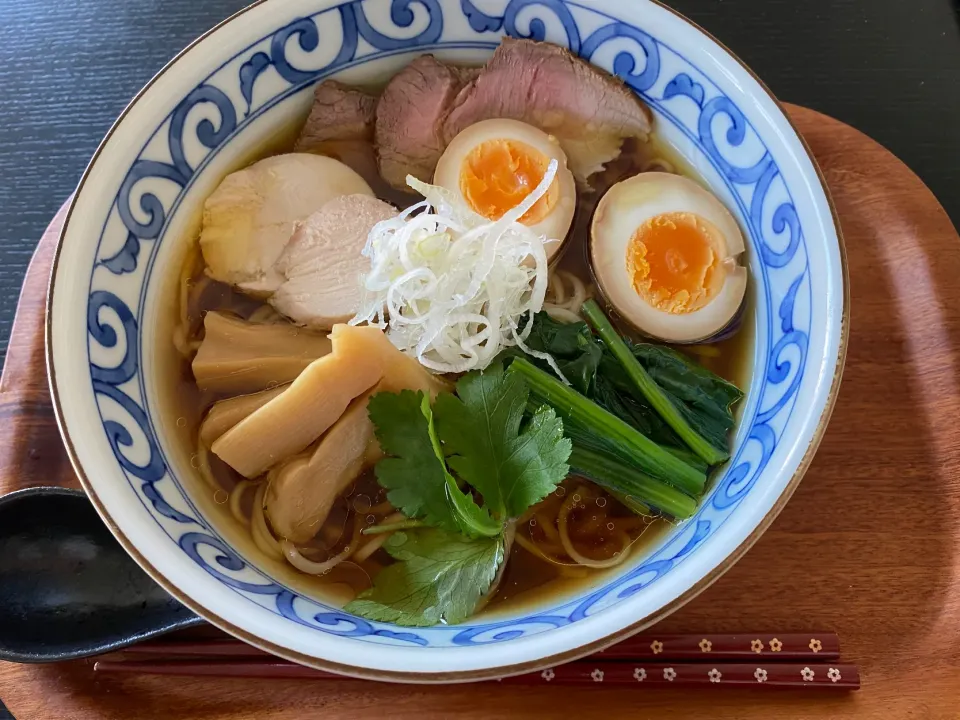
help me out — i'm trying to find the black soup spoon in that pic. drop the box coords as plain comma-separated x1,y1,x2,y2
0,487,204,663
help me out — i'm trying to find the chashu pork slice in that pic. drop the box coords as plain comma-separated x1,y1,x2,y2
295,80,377,153
375,55,479,189
294,80,385,195
269,194,396,330
442,38,653,188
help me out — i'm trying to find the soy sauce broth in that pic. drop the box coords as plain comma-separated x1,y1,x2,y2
154,106,755,617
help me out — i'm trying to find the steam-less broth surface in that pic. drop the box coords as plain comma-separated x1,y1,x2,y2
156,41,753,625
157,135,753,617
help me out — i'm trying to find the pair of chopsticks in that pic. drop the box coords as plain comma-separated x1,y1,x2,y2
94,633,860,689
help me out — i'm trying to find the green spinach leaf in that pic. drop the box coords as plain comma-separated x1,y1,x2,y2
506,312,742,457
502,312,603,395
600,343,743,453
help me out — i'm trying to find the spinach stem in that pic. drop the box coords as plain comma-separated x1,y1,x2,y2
569,446,697,519
665,445,709,474
361,519,426,536
581,300,727,465
509,358,705,494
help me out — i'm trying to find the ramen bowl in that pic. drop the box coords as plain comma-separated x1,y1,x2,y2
47,0,847,681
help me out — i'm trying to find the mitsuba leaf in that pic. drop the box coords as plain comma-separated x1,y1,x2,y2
433,363,571,520
421,393,500,538
345,529,503,626
368,390,497,537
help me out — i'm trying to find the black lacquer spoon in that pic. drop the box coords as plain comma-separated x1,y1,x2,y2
0,487,203,663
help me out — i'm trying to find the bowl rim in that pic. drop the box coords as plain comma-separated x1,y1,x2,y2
45,0,849,683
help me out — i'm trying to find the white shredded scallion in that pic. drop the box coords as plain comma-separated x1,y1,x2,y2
350,160,565,376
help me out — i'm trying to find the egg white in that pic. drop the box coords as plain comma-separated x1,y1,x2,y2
435,119,577,260
590,172,747,343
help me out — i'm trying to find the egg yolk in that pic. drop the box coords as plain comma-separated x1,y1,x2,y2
459,139,558,225
627,212,726,314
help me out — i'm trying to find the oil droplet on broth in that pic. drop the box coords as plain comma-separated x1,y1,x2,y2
365,514,376,525
176,417,187,428
555,486,566,497
529,518,537,527
352,495,372,513
572,494,581,503
607,522,615,531
213,489,228,504
189,454,200,469
596,497,607,508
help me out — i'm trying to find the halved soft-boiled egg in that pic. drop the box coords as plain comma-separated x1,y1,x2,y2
590,172,747,343
434,119,576,259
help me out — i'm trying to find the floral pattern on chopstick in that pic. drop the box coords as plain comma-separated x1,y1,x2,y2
596,633,841,661
492,663,860,687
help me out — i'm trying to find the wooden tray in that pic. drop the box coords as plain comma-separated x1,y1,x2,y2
2,104,959,719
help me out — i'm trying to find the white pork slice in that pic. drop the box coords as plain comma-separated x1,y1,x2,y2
269,194,396,329
200,153,373,297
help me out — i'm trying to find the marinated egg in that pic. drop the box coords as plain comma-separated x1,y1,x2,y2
590,172,747,343
434,119,576,259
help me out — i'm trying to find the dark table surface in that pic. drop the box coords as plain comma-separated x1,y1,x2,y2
1,0,959,366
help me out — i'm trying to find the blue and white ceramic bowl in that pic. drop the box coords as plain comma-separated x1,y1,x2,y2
47,0,848,681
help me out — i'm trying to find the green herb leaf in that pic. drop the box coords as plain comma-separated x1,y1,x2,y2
593,373,682,447
422,393,502,538
501,312,603,394
599,342,743,455
506,310,742,459
509,357,706,495
433,363,572,519
523,312,603,394
345,529,503,626
368,390,498,538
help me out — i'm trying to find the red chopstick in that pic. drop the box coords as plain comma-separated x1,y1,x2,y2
123,632,841,662
98,632,858,689
94,658,860,689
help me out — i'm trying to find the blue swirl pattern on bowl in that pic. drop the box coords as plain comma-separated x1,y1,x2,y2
85,0,810,648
